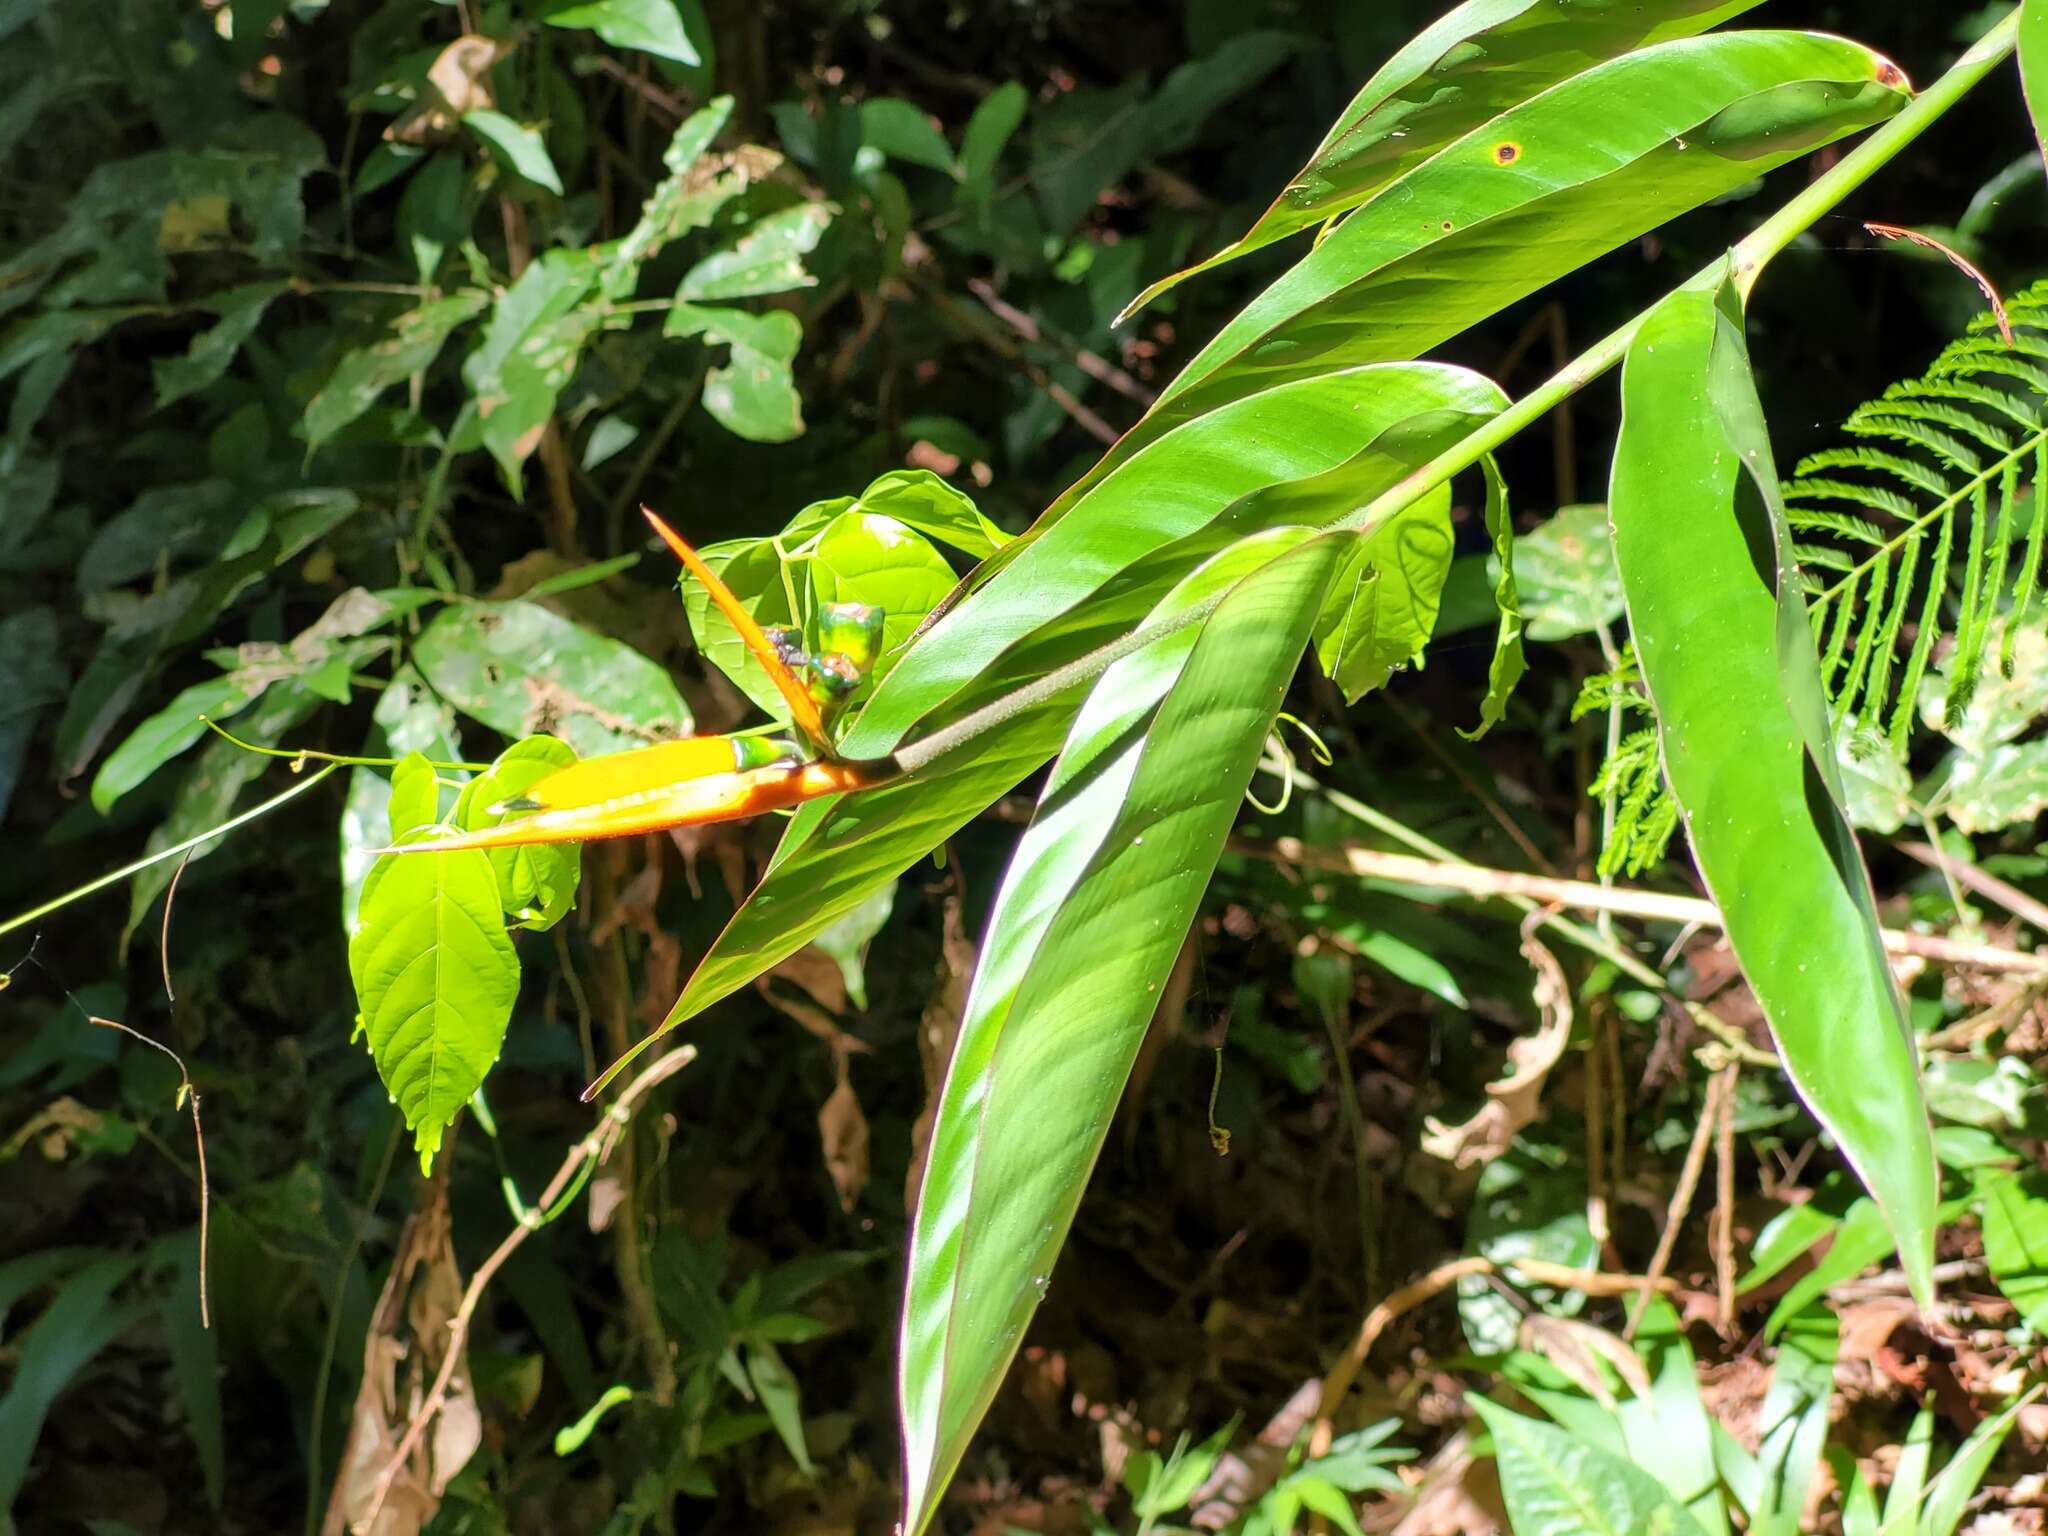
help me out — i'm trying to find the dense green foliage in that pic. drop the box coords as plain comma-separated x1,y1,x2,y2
5,2,2048,1534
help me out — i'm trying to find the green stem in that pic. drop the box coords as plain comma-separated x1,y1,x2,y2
0,764,341,939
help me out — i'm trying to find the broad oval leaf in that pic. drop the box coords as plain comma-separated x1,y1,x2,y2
1124,0,1766,312
413,599,691,758
898,530,1346,1534
349,756,520,1173
1609,275,1936,1307
1469,1394,1711,1536
656,363,1505,1034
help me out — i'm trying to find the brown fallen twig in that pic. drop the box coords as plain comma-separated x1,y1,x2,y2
354,1045,697,1533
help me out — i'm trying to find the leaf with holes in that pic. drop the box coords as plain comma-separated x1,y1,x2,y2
413,600,690,758
667,302,805,442
680,202,832,300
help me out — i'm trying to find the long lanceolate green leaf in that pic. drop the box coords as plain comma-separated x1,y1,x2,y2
648,364,1505,1040
1057,31,1909,517
2022,0,2048,171
898,531,1347,1535
1122,0,1766,315
1609,275,1937,1307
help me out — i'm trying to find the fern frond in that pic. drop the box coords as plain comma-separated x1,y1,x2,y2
1788,277,2048,741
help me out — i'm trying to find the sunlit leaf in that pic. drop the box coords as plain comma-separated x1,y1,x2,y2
463,109,564,194
899,530,1345,1534
350,755,520,1173
1611,273,1936,1308
1469,1394,1710,1536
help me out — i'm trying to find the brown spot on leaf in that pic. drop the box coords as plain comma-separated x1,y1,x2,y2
1493,142,1521,166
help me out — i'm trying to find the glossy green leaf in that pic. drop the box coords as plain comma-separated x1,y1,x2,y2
543,0,700,65
413,599,690,758
2022,0,2048,174
454,736,582,930
657,364,1505,1034
840,468,1010,559
1079,30,1907,510
598,96,738,298
302,291,488,452
898,531,1345,1534
807,514,957,679
340,667,465,933
1469,1394,1711,1536
1610,275,1936,1309
680,202,832,300
463,109,564,194
667,302,804,442
1313,480,1453,701
350,756,520,1173
1125,0,1767,311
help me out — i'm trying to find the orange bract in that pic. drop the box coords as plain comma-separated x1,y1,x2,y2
383,749,884,855
641,506,833,753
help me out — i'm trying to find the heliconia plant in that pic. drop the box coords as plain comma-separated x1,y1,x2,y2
12,3,2047,1530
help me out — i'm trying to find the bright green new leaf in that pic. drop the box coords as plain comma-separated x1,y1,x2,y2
463,109,565,194
898,530,1345,1534
350,756,520,1173
657,365,1504,1034
1469,1394,1711,1536
413,599,691,758
544,0,701,65
680,202,832,300
1611,275,1937,1308
1124,0,1767,312
301,291,488,452
454,736,582,930
1313,480,1454,701
667,302,805,442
